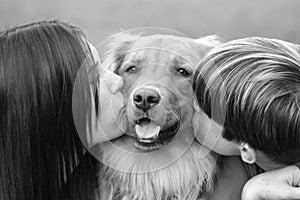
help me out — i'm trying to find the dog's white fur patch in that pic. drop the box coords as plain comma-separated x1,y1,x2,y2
98,141,217,200
194,35,222,49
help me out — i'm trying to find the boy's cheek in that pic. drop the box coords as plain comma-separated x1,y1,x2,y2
192,111,200,140
192,111,240,156
192,111,210,145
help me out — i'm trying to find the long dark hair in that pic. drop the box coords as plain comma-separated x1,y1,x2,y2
0,20,97,200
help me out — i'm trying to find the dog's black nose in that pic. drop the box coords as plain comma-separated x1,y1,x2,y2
133,89,160,111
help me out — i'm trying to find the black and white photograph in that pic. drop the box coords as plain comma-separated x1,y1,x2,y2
0,0,300,199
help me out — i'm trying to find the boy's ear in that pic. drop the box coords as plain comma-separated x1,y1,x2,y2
239,142,257,164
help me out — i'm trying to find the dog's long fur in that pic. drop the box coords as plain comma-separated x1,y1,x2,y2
98,32,221,200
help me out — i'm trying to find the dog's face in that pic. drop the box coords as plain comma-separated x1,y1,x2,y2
99,33,220,200
105,33,220,152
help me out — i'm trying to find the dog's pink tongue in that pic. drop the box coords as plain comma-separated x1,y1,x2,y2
135,122,161,139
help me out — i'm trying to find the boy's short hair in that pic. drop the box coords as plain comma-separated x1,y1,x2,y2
193,37,300,165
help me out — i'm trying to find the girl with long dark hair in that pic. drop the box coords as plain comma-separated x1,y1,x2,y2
0,20,126,200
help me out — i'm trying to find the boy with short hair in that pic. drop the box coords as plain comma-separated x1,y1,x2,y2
192,37,300,199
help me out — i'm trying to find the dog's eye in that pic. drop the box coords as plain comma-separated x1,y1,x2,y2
177,68,191,77
125,65,137,73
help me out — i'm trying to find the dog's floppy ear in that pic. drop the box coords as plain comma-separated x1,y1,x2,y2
103,32,140,73
194,35,222,52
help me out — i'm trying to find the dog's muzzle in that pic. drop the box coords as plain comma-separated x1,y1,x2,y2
127,85,181,152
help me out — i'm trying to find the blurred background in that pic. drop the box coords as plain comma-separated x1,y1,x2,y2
1,0,299,45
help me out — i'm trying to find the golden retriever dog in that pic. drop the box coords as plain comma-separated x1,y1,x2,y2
98,32,220,200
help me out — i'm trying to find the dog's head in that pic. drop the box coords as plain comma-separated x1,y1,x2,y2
99,33,221,200
104,33,220,152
